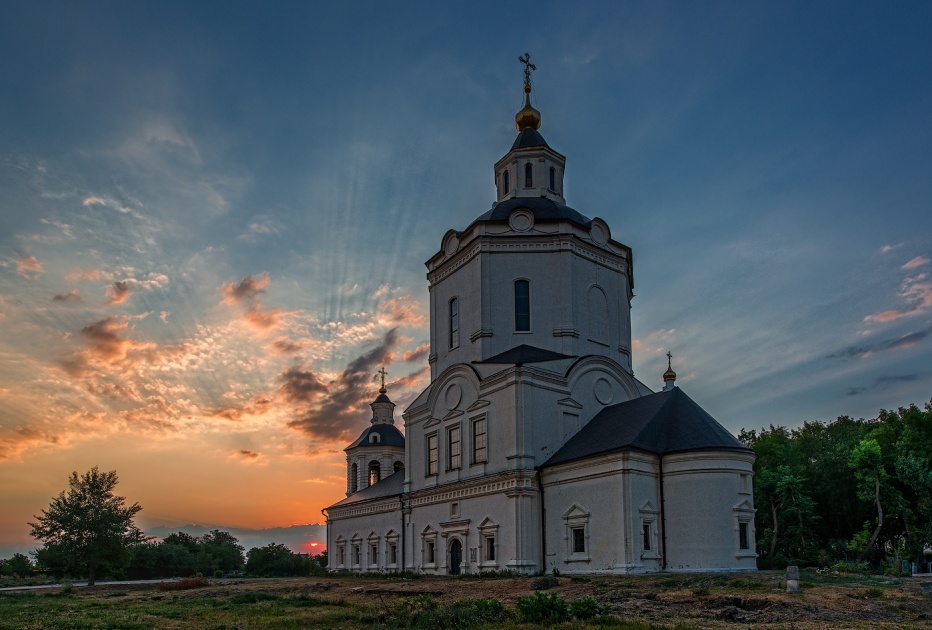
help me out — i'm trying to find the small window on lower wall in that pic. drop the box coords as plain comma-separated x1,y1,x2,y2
642,523,651,551
426,541,436,565
388,542,397,565
572,527,585,553
485,536,496,561
563,503,591,562
739,522,750,550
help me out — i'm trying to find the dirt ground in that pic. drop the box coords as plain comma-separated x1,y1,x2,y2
56,572,932,628
67,570,932,628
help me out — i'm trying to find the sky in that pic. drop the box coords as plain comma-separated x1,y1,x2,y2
1,1,930,558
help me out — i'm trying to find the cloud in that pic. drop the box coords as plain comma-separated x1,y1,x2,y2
222,273,269,304
83,195,145,220
66,269,114,282
286,329,400,440
864,273,932,323
106,281,133,304
826,327,930,360
234,449,260,461
52,289,81,303
402,342,430,363
64,316,158,374
278,367,328,404
376,296,426,327
902,256,930,269
881,243,904,253
13,255,44,278
845,374,919,396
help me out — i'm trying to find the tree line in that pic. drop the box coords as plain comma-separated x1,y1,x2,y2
12,467,325,584
740,400,932,570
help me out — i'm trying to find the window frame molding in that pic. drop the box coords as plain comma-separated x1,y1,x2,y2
562,504,591,564
449,296,460,349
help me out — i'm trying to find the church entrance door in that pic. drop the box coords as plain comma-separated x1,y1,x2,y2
449,539,462,575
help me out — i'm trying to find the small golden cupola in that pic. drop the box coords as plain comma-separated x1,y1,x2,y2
663,351,677,391
515,52,542,131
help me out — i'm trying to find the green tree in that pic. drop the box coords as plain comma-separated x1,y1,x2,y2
848,439,887,562
246,543,310,577
28,467,144,585
198,530,244,573
1,553,33,578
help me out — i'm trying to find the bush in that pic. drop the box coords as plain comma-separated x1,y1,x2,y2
865,587,884,598
570,595,601,619
160,576,210,591
516,591,569,623
214,569,224,578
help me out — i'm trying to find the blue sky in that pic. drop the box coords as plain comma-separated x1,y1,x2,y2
0,1,930,556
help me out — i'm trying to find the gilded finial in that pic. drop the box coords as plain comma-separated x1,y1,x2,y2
377,367,388,393
515,53,542,131
663,351,677,383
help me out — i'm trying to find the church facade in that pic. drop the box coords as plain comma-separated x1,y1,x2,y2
322,68,757,575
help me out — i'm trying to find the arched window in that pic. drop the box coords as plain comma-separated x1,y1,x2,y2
449,297,459,349
549,167,556,191
514,280,530,332
350,463,358,493
368,460,381,486
394,460,404,472
524,163,533,188
369,433,380,444
502,170,510,195
587,285,608,344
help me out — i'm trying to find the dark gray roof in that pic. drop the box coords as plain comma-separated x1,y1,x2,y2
326,469,404,509
475,197,592,228
346,423,405,450
543,388,751,467
476,344,576,365
373,392,392,404
511,128,551,150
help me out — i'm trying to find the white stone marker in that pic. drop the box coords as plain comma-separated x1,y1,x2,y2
786,565,800,593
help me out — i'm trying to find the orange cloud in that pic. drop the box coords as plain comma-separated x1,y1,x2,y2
377,296,425,327
66,269,114,282
14,255,44,278
106,281,133,304
902,255,930,269
402,342,430,363
864,273,932,324
222,273,269,304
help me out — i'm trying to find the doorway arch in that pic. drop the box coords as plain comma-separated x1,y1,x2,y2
448,539,462,575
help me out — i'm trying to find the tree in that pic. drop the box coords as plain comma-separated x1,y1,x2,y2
1,553,33,578
29,467,144,585
198,529,245,573
848,439,888,563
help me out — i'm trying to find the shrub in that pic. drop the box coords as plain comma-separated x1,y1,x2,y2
214,569,224,578
865,587,884,598
160,576,210,591
570,595,601,619
692,588,711,597
516,591,569,623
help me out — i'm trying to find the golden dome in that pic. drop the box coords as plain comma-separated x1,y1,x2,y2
663,351,676,382
515,88,541,131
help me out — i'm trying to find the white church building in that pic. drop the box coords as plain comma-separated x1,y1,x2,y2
322,64,757,575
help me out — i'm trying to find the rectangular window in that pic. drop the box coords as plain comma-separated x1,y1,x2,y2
514,280,530,331
370,544,378,564
448,425,461,470
739,522,749,550
426,541,436,564
473,418,487,463
643,523,651,551
353,544,360,566
485,536,496,561
449,298,459,349
389,543,397,565
338,545,345,565
572,527,585,553
427,434,438,476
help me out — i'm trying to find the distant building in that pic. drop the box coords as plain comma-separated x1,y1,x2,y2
322,63,757,574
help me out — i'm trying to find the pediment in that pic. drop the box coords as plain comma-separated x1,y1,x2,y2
350,533,362,542
557,397,583,409
335,535,346,543
639,500,658,514
423,417,440,429
443,409,464,421
421,525,437,535
733,499,755,513
562,503,590,519
467,399,491,411
478,516,498,529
